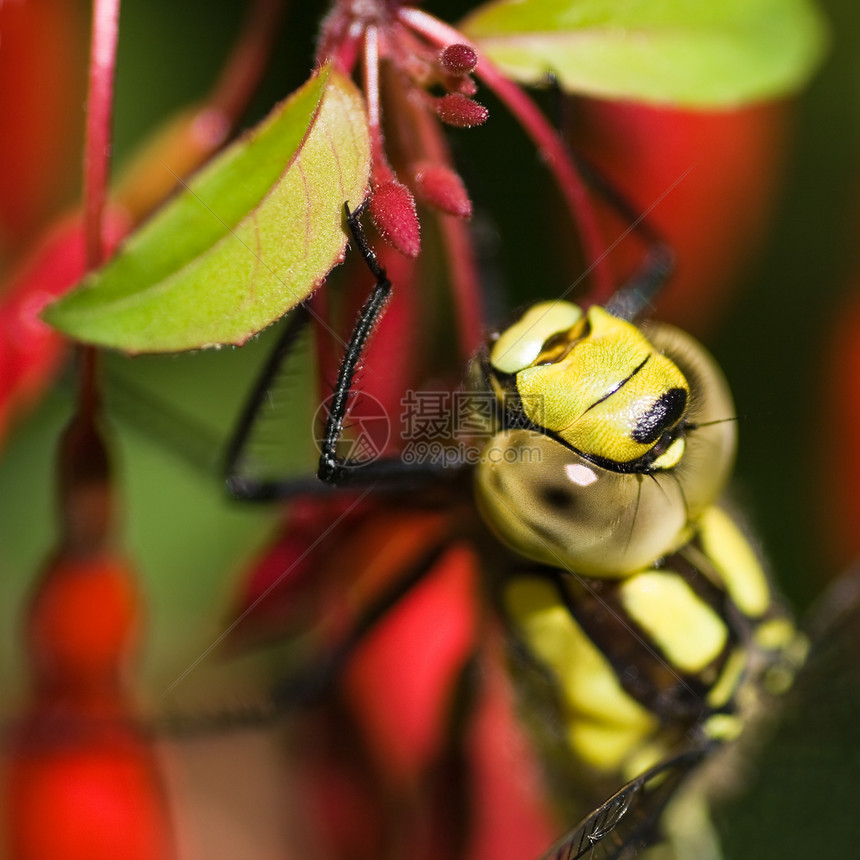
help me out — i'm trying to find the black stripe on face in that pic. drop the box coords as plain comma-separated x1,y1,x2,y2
631,388,688,445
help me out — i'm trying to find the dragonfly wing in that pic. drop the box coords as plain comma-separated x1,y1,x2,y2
539,746,711,860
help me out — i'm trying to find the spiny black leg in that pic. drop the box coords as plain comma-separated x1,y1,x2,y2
317,204,476,486
224,201,470,500
573,153,675,322
345,199,388,284
159,525,463,736
543,74,674,320
318,202,393,484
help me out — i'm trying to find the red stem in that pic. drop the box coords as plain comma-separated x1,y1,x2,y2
401,87,483,356
397,7,612,302
83,0,120,272
363,25,395,183
438,212,484,358
80,0,121,416
323,26,362,73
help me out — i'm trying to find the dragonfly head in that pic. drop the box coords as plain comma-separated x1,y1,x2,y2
474,301,737,577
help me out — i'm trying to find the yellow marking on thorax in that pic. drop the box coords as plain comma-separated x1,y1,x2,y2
621,741,669,784
568,722,655,776
618,571,728,674
703,713,743,743
754,617,798,651
505,577,657,772
706,647,748,708
699,506,771,618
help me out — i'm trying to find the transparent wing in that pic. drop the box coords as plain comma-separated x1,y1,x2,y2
539,746,710,860
101,312,319,490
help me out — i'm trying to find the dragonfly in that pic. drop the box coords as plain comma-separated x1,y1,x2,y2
152,198,807,860
0,3,845,856
9,184,857,859
9,99,840,858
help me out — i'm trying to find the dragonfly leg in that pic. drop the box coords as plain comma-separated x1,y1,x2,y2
543,75,674,319
317,203,474,488
576,152,675,322
225,202,476,500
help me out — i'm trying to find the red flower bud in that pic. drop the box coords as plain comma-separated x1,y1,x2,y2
439,44,477,76
434,93,489,128
453,77,478,97
369,180,420,258
412,163,472,219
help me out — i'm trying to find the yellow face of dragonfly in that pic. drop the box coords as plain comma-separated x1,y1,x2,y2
475,300,737,577
492,303,690,470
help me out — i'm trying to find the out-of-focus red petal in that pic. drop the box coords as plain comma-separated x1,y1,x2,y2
294,712,387,860
226,497,367,645
5,543,174,860
343,534,480,784
0,0,87,253
819,290,860,570
6,730,175,860
0,207,130,444
25,555,139,690
465,630,559,860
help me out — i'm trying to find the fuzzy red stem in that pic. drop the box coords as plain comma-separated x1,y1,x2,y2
402,89,483,355
328,28,362,73
438,211,484,357
364,24,382,136
83,0,119,272
397,7,612,302
80,0,121,415
363,24,395,183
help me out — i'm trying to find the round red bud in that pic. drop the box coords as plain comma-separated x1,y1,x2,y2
440,43,478,76
453,77,478,97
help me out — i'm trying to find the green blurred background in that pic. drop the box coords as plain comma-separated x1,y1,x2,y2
2,0,860,856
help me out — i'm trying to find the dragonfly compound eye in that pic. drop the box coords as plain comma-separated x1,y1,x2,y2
489,300,585,375
475,306,737,577
475,430,689,576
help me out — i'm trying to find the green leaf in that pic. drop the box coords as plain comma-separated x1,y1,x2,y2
461,0,828,107
44,64,370,352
